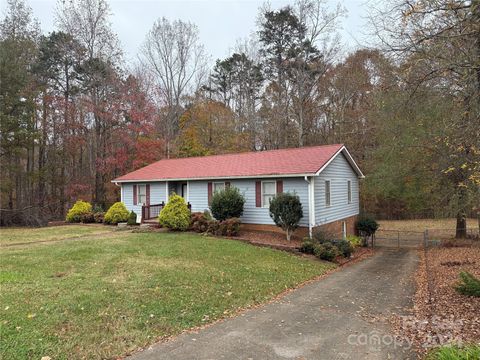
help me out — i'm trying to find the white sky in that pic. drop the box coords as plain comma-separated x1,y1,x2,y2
1,0,372,64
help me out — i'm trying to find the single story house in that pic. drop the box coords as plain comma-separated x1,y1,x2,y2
112,144,364,238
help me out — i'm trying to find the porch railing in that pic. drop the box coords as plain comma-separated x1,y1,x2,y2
141,201,192,222
141,202,164,221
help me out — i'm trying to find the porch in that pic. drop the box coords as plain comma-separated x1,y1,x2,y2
141,200,192,223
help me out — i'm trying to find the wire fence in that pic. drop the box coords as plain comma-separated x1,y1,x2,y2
373,227,480,249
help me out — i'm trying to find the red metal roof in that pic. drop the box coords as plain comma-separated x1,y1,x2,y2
113,144,346,182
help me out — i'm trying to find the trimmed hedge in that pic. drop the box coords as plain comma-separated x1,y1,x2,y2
210,187,245,221
269,192,303,241
127,211,137,226
104,202,129,225
159,194,191,231
66,200,92,223
356,216,379,236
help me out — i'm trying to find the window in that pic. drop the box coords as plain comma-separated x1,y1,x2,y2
262,181,276,208
347,180,352,204
325,180,331,206
213,182,225,194
137,184,147,205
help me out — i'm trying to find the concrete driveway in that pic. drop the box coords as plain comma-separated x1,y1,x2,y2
129,250,419,360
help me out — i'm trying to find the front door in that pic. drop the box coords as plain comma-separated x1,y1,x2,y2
181,183,187,199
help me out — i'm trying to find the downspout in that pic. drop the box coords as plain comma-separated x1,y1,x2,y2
304,176,314,238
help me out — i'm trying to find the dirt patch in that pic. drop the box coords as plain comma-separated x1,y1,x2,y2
391,246,480,353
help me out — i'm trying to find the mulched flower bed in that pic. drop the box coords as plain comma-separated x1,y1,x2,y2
235,230,303,249
235,230,375,263
391,245,480,353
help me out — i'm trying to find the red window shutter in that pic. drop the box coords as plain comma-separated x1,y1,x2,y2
208,182,213,205
276,180,283,194
146,184,150,205
255,181,261,207
225,181,231,188
133,185,137,205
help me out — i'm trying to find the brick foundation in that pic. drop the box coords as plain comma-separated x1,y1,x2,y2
240,223,309,238
313,215,358,239
240,216,358,240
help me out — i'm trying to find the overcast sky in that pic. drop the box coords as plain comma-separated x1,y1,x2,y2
1,0,372,63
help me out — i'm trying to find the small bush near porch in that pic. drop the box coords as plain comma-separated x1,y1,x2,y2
0,227,333,359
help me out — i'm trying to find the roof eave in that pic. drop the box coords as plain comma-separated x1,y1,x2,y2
314,145,365,178
111,173,317,183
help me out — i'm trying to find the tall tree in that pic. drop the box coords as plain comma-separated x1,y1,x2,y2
142,17,207,157
372,0,480,236
0,0,40,220
33,31,86,214
56,0,122,208
207,53,263,148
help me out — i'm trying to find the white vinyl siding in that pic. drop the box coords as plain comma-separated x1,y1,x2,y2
314,153,360,226
186,177,309,226
122,182,167,218
261,181,276,208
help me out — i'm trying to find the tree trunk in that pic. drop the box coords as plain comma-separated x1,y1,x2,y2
286,228,291,241
455,186,467,239
456,211,467,238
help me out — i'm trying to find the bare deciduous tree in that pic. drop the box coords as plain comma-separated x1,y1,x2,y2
142,17,208,157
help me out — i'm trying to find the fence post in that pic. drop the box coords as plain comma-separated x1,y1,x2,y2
423,229,428,248
397,231,400,248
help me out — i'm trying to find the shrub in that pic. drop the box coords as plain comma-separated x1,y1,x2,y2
299,240,316,254
332,239,353,258
207,219,220,234
203,209,213,221
127,211,137,226
92,204,104,213
356,216,379,237
313,243,339,261
220,217,241,236
66,200,92,223
312,229,334,244
158,193,191,231
346,235,363,248
104,202,129,225
205,218,241,236
210,186,245,221
455,272,480,297
190,212,210,233
269,192,303,241
93,212,105,223
80,211,95,224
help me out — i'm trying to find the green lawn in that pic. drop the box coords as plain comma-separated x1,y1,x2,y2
0,228,334,359
0,224,114,245
426,344,480,360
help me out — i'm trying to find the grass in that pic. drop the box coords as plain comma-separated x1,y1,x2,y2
0,228,334,359
378,218,478,231
426,344,480,360
0,224,113,245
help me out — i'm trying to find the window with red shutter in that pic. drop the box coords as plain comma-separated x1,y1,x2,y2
208,182,213,205
276,180,283,194
255,181,261,207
